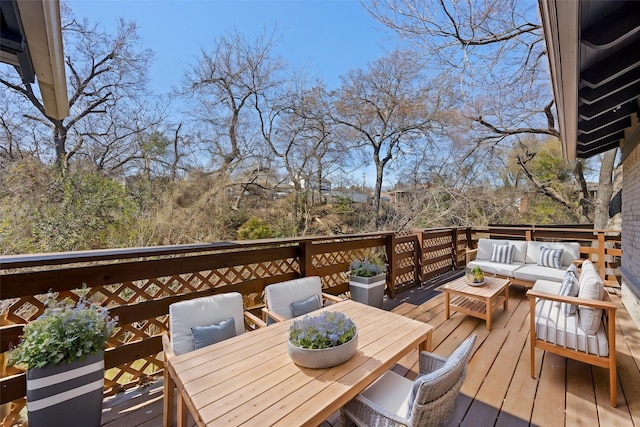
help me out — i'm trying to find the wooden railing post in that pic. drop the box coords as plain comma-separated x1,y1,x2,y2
416,231,424,286
451,228,459,269
299,240,313,278
597,231,606,280
386,233,396,299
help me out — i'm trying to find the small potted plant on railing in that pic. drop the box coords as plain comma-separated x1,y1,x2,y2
8,292,117,427
287,311,358,369
348,255,387,308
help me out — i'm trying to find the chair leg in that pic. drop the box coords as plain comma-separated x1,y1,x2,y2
610,363,617,407
177,392,188,427
163,362,174,427
529,297,536,378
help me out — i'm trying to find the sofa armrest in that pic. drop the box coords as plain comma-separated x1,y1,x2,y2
465,247,478,264
261,307,288,323
322,292,344,304
526,289,617,311
244,311,267,329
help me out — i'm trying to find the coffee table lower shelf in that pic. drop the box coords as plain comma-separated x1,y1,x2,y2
444,277,510,331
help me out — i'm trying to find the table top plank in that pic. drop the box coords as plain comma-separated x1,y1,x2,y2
444,276,510,297
167,299,434,427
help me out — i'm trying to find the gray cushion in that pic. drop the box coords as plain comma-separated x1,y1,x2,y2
490,244,514,264
577,261,605,335
191,318,236,350
290,294,322,317
538,246,563,269
558,270,579,315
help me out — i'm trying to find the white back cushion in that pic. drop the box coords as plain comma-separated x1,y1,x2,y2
526,241,580,267
577,260,605,335
477,239,508,261
169,292,245,356
265,276,323,320
477,239,527,262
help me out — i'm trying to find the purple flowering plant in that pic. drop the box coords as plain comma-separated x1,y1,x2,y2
289,311,357,349
349,255,386,278
9,291,117,369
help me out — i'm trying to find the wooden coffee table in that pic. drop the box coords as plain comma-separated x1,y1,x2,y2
444,276,510,330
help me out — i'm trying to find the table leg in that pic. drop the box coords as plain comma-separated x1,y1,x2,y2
486,296,492,331
445,291,450,320
504,285,509,311
419,330,433,353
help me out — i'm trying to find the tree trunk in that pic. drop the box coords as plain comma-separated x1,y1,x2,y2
373,162,384,230
593,148,617,229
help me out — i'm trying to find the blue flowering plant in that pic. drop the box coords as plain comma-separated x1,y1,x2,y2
349,255,386,278
289,311,357,349
9,292,117,369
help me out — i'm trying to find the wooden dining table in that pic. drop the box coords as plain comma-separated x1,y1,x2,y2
166,299,434,426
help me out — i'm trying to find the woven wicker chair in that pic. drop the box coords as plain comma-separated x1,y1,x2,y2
341,335,476,427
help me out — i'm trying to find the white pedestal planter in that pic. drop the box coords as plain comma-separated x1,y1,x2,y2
349,273,386,308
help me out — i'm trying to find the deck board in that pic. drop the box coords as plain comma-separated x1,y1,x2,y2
100,285,640,427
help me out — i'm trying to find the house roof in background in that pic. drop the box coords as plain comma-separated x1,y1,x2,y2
539,0,640,160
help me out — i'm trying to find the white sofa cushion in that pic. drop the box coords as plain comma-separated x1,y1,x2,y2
577,261,605,335
467,260,524,277
513,264,567,283
169,292,245,356
532,280,608,356
358,370,413,420
477,239,527,263
265,276,323,320
526,241,580,267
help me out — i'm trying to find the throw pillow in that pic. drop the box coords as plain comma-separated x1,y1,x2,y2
490,244,514,264
558,269,580,315
538,246,564,269
290,294,322,317
192,317,236,350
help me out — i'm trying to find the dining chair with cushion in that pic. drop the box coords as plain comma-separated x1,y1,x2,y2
341,334,477,427
262,276,343,323
162,292,265,427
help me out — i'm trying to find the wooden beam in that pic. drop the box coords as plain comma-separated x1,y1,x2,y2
579,65,640,105
578,101,637,132
578,121,629,143
578,82,640,119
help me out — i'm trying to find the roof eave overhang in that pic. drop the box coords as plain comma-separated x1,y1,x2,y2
16,0,69,120
539,0,579,161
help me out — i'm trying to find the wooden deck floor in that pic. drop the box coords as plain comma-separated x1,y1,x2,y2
100,284,640,427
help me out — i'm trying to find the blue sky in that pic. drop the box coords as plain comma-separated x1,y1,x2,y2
68,0,397,95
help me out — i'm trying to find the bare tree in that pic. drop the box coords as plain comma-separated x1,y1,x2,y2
332,50,444,230
182,29,283,175
0,15,153,174
367,0,618,227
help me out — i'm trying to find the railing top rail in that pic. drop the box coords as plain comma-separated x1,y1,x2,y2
0,232,395,270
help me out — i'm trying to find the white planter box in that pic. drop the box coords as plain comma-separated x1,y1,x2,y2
349,273,386,308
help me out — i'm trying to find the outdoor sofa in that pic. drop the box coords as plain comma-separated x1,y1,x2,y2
466,238,581,287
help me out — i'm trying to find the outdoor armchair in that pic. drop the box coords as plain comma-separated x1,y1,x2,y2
162,292,265,427
262,276,343,323
341,334,477,427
